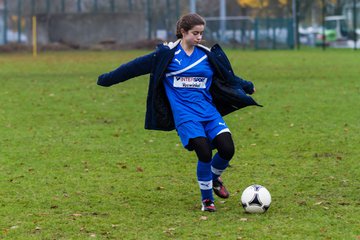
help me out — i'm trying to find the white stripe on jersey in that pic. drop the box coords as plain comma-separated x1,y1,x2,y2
165,55,208,77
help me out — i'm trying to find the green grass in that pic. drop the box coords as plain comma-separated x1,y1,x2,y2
0,49,359,239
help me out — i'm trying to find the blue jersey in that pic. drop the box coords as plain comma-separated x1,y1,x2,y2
164,44,220,127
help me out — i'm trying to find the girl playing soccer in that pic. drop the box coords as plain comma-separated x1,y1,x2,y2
97,13,260,212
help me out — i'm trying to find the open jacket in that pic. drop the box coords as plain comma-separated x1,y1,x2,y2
97,40,261,131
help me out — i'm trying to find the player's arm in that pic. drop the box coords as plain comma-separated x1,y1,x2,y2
234,75,256,95
97,52,153,87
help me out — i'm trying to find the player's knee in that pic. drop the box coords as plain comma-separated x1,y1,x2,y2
198,151,212,163
218,144,235,161
189,137,212,163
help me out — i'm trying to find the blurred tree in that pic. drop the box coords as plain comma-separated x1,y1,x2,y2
237,0,268,8
236,0,349,19
237,0,290,8
295,0,348,24
236,0,289,17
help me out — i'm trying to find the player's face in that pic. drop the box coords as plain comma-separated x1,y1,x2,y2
182,25,204,46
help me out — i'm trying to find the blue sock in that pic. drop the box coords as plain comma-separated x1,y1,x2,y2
197,160,213,201
211,153,229,180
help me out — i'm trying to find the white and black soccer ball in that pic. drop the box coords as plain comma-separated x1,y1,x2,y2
241,184,271,213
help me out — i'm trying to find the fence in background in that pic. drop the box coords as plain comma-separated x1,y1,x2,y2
0,0,183,47
205,17,294,49
0,0,358,50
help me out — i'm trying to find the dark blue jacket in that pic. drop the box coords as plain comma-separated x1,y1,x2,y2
97,41,261,131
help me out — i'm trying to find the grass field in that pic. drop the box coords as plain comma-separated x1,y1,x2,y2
1,48,359,239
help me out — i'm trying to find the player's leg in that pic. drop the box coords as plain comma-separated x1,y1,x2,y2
212,132,235,180
177,121,216,211
188,137,216,212
205,117,235,198
211,132,235,198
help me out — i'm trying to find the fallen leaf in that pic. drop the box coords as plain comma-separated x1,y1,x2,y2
163,228,176,236
136,167,144,172
297,200,307,206
240,218,248,222
200,216,208,220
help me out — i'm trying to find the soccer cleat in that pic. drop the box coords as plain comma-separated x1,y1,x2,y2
213,176,230,199
201,199,216,212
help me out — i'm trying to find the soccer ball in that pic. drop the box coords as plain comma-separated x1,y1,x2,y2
241,184,271,213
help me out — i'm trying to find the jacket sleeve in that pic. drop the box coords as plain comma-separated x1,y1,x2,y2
210,44,255,95
97,52,154,87
234,75,255,95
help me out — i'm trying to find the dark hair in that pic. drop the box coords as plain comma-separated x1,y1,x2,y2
176,13,206,39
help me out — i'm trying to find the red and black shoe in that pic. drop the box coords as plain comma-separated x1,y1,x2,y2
213,176,230,199
201,199,216,212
